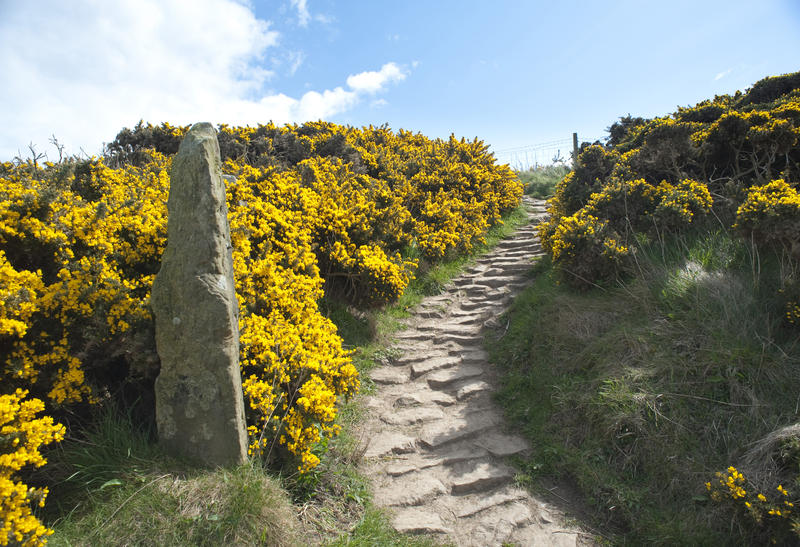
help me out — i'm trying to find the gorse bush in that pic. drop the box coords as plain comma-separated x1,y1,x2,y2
0,389,64,546
706,466,799,544
547,211,630,288
0,121,521,536
540,71,800,292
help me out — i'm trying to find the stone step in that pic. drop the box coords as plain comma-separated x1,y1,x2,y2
414,308,446,319
450,462,514,494
450,348,489,363
427,365,484,388
415,322,482,335
434,333,482,347
493,243,538,252
392,508,453,535
411,356,462,378
365,431,417,458
482,266,528,277
393,389,457,408
385,447,490,477
472,502,533,541
392,340,434,353
381,406,444,426
476,431,530,458
453,283,494,295
393,350,451,365
464,264,491,275
455,488,529,518
483,262,537,271
371,367,410,385
456,380,492,400
458,300,498,312
473,276,523,289
375,473,447,506
392,330,429,342
419,411,501,449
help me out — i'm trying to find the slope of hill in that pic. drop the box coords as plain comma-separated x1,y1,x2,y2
490,71,800,545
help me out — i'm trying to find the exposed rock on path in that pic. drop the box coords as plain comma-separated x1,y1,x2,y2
361,197,590,546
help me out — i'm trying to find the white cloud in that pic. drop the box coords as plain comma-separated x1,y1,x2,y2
371,98,388,108
715,68,733,81
290,0,311,27
287,51,306,76
346,63,407,94
0,0,409,160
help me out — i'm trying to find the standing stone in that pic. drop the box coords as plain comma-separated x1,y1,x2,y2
151,122,248,467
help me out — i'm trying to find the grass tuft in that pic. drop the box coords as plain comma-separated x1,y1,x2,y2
43,410,304,546
517,164,570,198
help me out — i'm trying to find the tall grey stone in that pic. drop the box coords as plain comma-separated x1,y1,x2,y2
151,122,248,467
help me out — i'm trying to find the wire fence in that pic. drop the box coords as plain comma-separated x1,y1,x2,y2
492,135,605,171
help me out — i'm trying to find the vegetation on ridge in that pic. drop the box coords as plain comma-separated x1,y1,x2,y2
491,70,800,545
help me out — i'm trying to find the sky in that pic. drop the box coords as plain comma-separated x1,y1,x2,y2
1,0,799,167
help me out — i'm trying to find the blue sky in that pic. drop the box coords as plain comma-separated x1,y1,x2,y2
1,0,799,165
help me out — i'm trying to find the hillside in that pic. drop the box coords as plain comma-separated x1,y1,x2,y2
490,71,800,544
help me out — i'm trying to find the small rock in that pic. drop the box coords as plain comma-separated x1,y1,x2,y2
450,462,513,494
456,380,491,400
375,474,447,506
371,367,410,385
411,356,461,378
427,365,483,388
392,508,453,535
365,432,416,458
381,406,444,426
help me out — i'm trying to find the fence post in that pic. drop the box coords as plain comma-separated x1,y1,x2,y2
572,132,579,164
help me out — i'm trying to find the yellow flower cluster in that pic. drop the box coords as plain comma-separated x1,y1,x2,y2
1,155,169,405
540,173,711,287
735,179,800,248
735,179,800,327
653,179,713,229
224,163,358,471
545,210,630,288
706,466,799,541
1,389,64,546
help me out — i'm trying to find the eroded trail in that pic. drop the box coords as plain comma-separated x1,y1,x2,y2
360,197,589,546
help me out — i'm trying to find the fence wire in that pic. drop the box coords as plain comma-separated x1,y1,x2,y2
492,135,605,170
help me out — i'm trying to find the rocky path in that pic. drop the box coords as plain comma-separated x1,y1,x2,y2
360,197,590,546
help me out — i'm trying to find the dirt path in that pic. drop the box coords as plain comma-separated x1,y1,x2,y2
360,197,590,546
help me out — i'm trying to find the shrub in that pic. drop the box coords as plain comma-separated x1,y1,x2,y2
706,466,799,544
225,163,359,471
735,179,800,252
653,178,714,232
548,211,630,289
555,146,618,216
1,389,64,546
739,71,800,107
585,177,660,234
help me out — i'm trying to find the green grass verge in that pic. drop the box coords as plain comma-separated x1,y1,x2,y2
42,411,303,547
486,231,800,545
517,165,569,199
